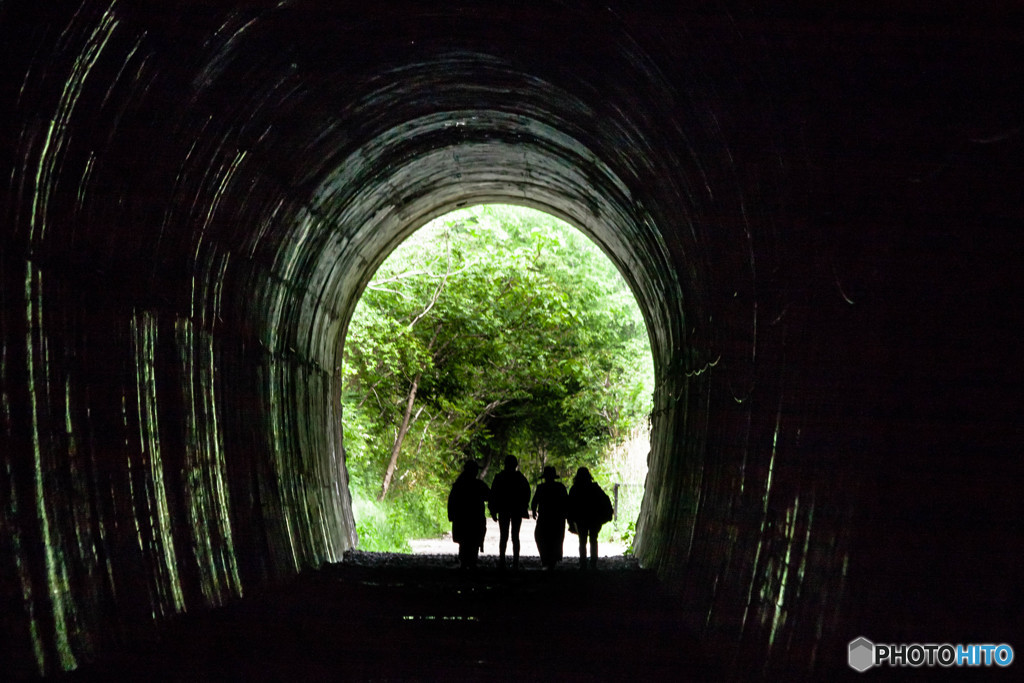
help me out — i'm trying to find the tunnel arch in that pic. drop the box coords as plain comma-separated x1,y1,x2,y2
282,104,691,557
234,26,719,578
12,1,1020,679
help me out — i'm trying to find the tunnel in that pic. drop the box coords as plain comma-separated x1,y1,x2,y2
1,1,1021,679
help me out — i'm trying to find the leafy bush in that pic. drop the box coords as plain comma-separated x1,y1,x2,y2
351,489,447,553
621,520,637,555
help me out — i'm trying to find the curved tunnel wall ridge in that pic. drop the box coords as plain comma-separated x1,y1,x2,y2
3,1,1021,678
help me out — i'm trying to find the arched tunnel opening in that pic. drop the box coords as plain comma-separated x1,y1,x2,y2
2,1,1021,679
342,203,656,556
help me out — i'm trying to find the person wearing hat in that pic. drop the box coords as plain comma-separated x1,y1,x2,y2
531,466,569,569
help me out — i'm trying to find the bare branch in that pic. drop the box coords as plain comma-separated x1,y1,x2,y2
407,240,453,330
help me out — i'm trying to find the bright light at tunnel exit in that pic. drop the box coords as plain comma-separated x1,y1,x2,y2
340,204,654,556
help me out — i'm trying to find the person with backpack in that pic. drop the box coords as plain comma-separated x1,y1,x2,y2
566,467,614,570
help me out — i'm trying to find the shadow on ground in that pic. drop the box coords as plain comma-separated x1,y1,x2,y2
65,551,716,681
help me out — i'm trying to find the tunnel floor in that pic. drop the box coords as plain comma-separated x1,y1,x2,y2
64,551,715,682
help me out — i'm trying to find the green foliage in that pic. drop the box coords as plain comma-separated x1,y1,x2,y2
352,495,412,553
351,489,448,553
621,520,637,555
343,204,653,549
591,422,650,547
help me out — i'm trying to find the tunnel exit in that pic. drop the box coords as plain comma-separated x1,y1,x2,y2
341,204,654,557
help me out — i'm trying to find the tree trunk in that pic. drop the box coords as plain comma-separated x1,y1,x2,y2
480,425,513,481
379,373,421,500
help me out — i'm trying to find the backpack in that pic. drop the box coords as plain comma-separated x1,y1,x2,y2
596,486,614,525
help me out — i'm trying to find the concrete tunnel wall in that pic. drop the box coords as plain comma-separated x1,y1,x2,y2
1,1,1021,678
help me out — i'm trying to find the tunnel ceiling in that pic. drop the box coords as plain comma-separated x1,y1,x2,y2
3,1,1022,678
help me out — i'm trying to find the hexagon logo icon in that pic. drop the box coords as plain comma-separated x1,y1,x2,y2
849,637,875,672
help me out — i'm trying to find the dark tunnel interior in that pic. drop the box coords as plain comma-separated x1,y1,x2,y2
2,1,1022,678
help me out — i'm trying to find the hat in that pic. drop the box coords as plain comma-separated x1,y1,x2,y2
542,466,560,480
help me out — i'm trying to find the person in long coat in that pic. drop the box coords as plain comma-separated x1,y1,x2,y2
447,460,490,569
531,466,568,569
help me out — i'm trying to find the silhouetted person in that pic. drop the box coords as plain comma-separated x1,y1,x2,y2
531,466,568,569
567,467,614,569
489,455,531,570
447,460,490,569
